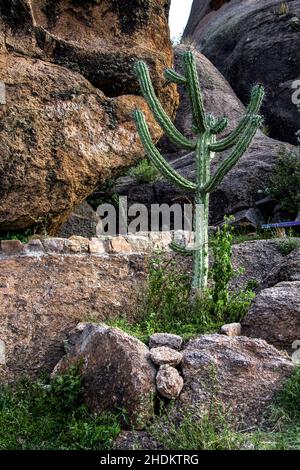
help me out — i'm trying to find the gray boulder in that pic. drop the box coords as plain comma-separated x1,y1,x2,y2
242,281,300,351
178,334,294,428
183,0,300,144
52,323,157,428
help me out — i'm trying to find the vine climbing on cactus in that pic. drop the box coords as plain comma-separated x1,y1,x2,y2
133,51,264,299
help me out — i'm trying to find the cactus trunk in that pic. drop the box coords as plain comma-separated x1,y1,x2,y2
134,51,264,298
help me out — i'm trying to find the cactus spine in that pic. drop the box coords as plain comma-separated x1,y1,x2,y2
134,51,264,298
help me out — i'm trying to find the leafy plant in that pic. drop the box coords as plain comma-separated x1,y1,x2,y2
267,147,300,215
148,406,245,450
277,237,300,256
0,366,121,450
129,158,160,183
110,219,254,341
134,51,264,298
0,229,32,243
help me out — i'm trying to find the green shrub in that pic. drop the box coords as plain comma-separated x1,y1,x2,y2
271,367,300,424
110,219,254,341
0,230,32,243
0,365,121,450
277,237,300,256
129,158,160,183
267,148,300,215
148,407,245,450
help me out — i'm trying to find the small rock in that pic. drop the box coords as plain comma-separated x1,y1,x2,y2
66,236,89,253
220,323,242,338
0,240,25,256
24,239,45,255
109,237,132,254
150,346,183,366
88,238,106,254
149,333,183,350
125,235,150,253
231,208,265,230
42,238,65,253
156,365,184,399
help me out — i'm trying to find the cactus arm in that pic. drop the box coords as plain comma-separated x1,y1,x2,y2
202,115,263,193
209,115,253,152
183,51,208,134
169,241,193,256
134,61,196,150
209,85,264,152
164,68,187,85
247,84,265,115
134,110,197,192
211,117,229,135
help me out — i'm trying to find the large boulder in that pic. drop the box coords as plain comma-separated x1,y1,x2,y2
242,281,300,351
242,246,300,350
117,46,294,224
1,0,175,103
52,323,157,428
183,0,300,144
178,334,294,427
0,0,177,234
0,244,148,382
184,0,230,38
261,244,300,287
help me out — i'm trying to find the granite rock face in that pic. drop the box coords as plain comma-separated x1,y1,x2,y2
183,0,300,144
242,281,300,351
0,0,177,234
53,323,157,428
0,249,147,381
150,347,183,366
178,334,294,427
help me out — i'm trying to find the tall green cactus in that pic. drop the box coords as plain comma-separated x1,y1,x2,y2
134,51,264,298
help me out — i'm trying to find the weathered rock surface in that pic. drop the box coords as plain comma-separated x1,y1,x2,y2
0,238,294,381
242,281,300,351
0,250,147,381
220,323,242,338
1,0,175,102
260,245,300,288
149,332,183,350
150,346,182,366
57,202,100,238
0,0,177,234
53,323,156,428
156,365,184,399
230,240,287,291
184,0,300,144
116,46,294,224
178,334,294,427
184,0,229,38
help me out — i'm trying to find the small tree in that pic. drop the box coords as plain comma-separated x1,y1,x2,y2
134,51,264,299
